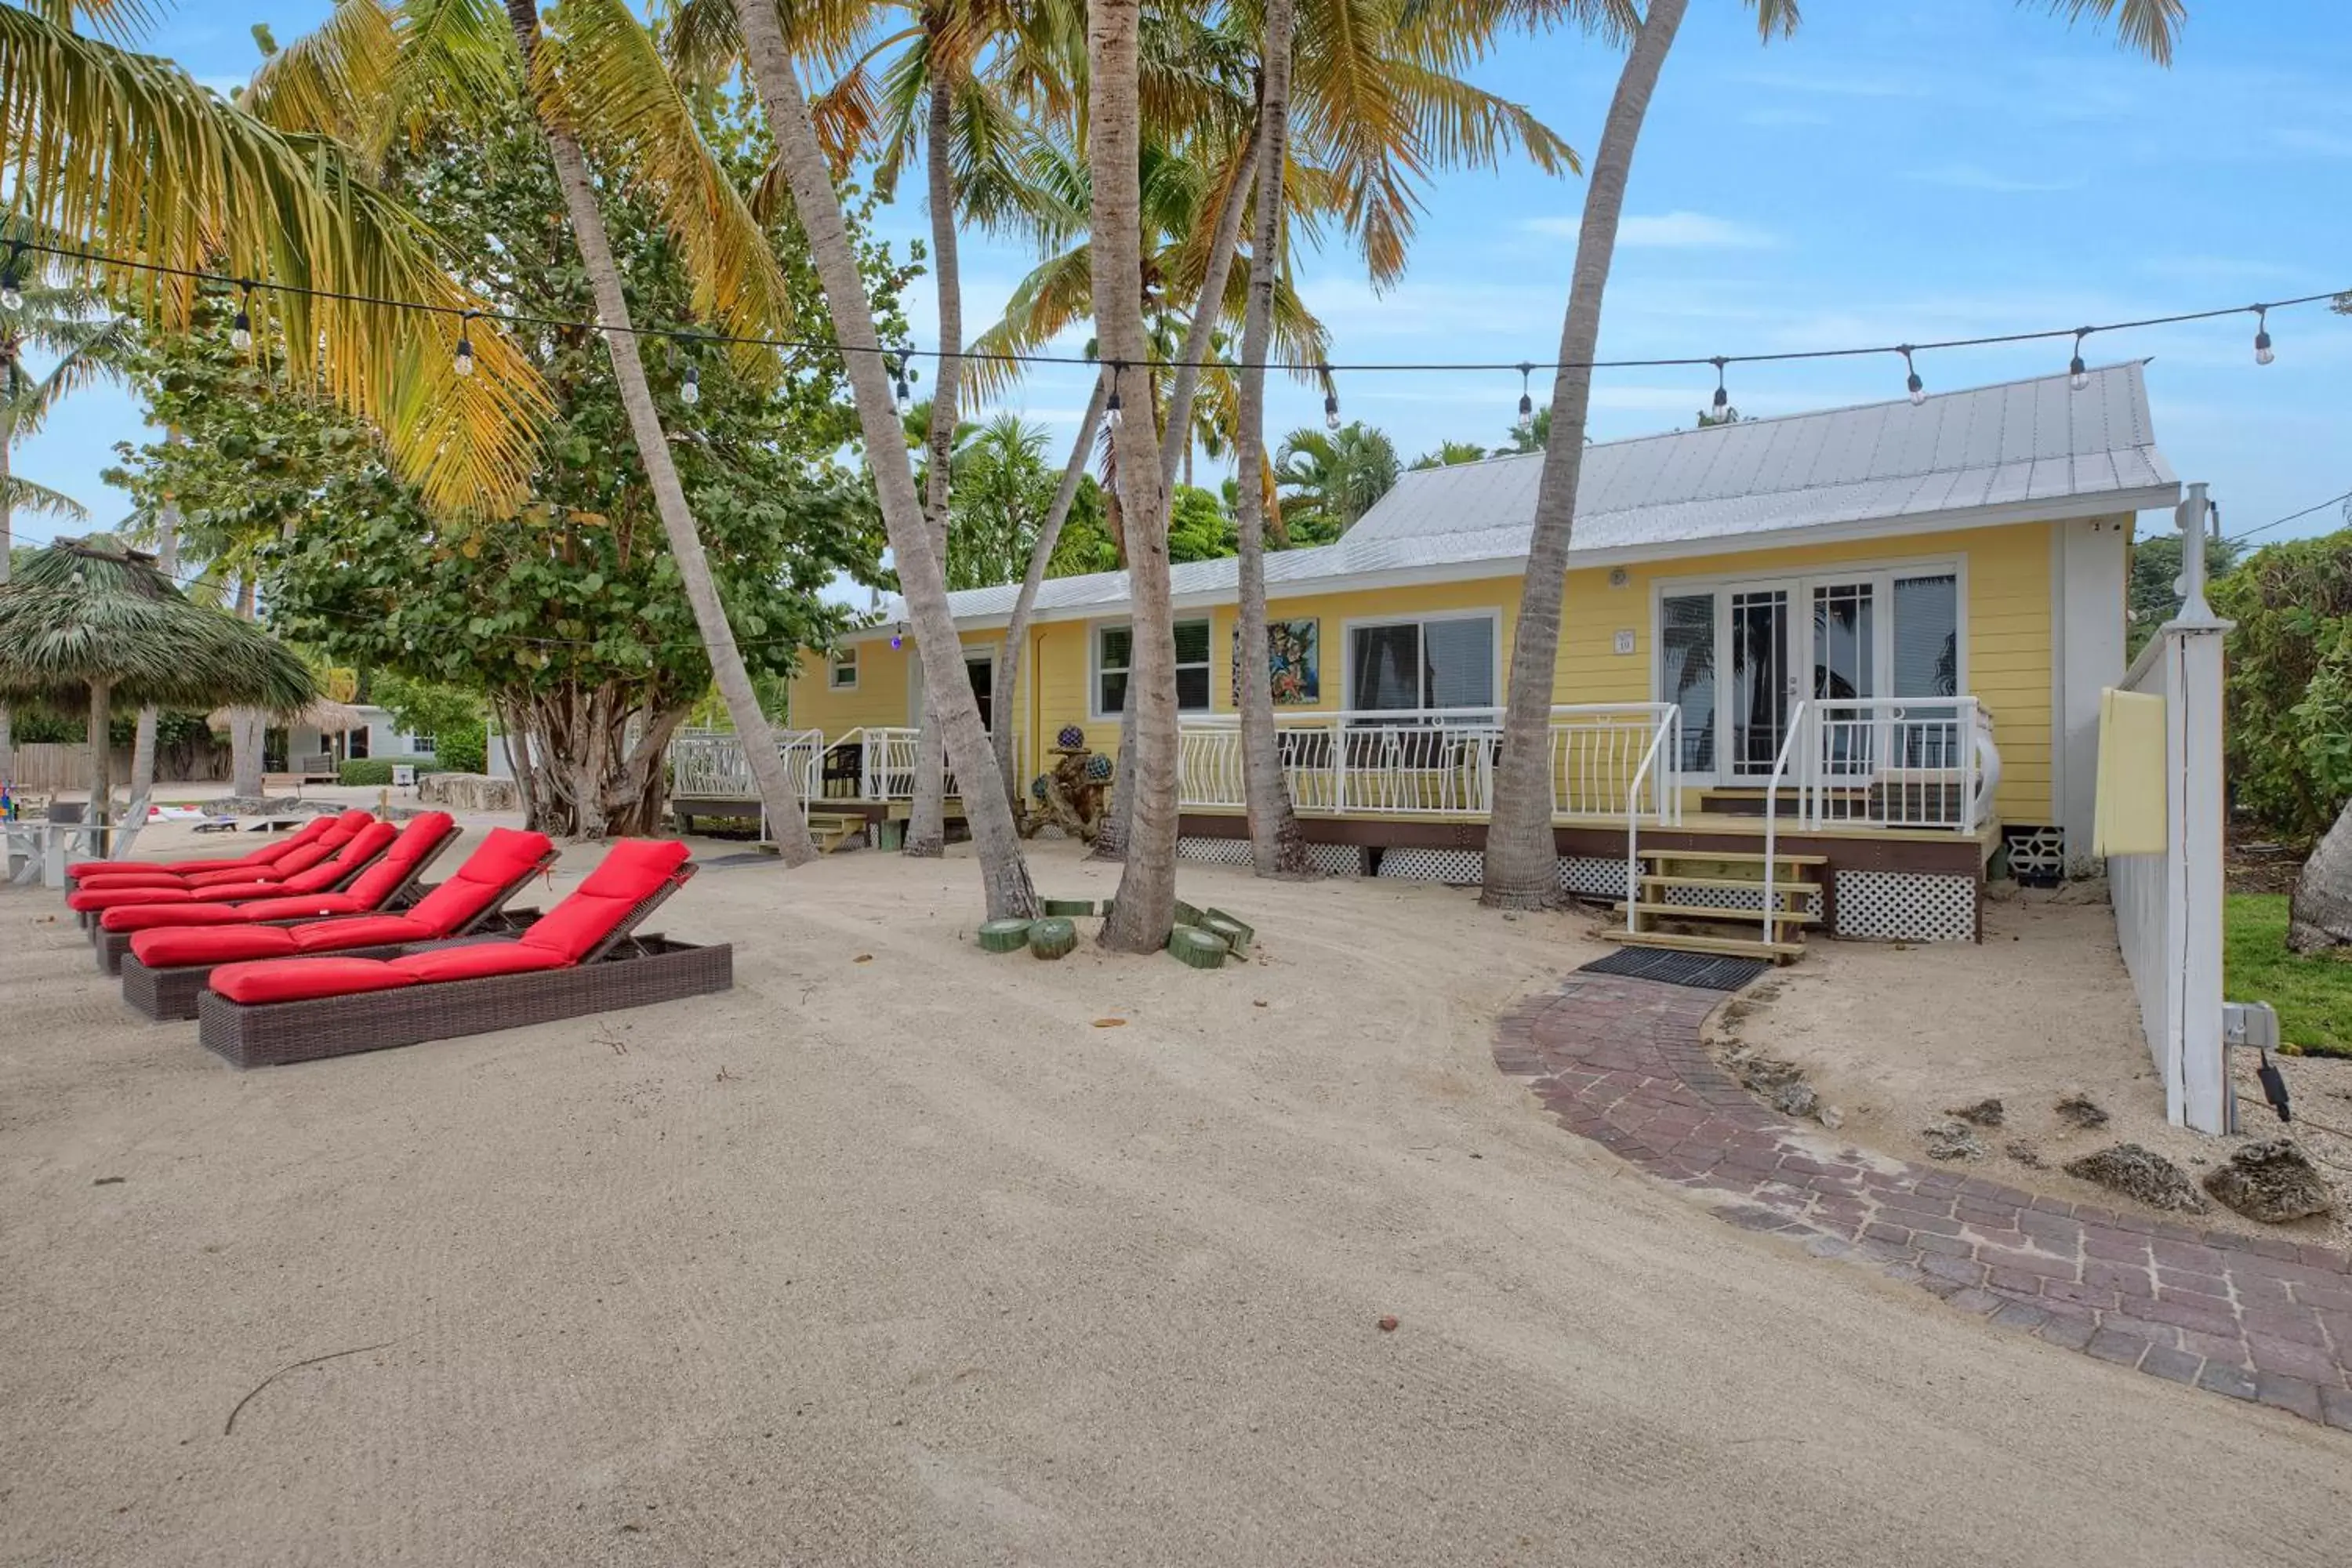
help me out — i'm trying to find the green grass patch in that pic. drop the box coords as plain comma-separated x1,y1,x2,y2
2226,894,2352,1058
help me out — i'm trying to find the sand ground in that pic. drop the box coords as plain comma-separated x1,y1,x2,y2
4,836,2350,1566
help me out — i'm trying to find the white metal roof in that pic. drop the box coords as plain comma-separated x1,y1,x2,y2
874,361,2177,633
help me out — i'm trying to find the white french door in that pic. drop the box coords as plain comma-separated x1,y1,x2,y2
1658,566,1961,787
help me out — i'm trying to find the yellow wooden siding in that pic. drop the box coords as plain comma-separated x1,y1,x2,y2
788,518,2057,820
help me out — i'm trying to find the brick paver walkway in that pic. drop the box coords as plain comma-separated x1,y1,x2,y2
1496,973,2352,1430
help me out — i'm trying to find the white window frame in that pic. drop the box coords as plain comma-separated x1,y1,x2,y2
1090,616,1214,720
1650,554,1969,785
829,646,859,690
409,732,438,757
1338,608,1504,717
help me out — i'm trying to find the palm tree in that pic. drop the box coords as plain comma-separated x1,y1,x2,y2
0,235,128,779
729,0,1039,920
1272,423,1399,543
1231,0,1309,877
1410,440,1487,469
249,0,829,861
1479,0,2189,909
1086,0,1180,952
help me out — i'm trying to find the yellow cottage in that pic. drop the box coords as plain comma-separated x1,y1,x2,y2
771,363,2178,946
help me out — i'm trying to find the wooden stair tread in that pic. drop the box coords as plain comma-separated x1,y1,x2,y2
1640,873,1820,898
1637,848,1829,867
1602,929,1805,959
1613,901,1820,925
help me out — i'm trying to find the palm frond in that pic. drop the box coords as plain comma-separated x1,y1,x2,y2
0,4,551,517
240,0,401,162
2034,0,2183,64
4,311,134,438
2,473,89,521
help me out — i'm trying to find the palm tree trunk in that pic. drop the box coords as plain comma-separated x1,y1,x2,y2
1157,122,1261,494
121,435,181,850
1233,0,1308,877
731,0,1036,920
503,0,819,863
228,574,266,797
996,369,1109,813
906,71,966,858
0,434,13,782
1089,0,1178,953
1482,0,1687,910
86,677,111,829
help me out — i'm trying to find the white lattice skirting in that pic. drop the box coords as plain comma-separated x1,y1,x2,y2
1833,870,1978,942
1174,837,1366,877
1556,856,1631,901
1375,847,1484,885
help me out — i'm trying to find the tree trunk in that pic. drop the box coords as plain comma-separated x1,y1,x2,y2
86,678,111,828
228,574,266,798
732,0,1036,920
122,445,180,851
0,436,12,782
1158,121,1261,495
504,0,820,866
1482,0,1686,910
2288,796,2352,953
1090,0,1178,953
1233,0,1308,877
906,70,967,859
996,369,1110,813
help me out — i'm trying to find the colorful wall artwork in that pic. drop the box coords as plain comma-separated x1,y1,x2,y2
1231,619,1320,706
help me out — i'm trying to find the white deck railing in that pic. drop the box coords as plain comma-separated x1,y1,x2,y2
1800,697,1998,833
1175,704,1682,822
668,728,824,815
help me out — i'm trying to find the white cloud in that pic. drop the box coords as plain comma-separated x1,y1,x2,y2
1523,212,1779,250
1907,162,2082,194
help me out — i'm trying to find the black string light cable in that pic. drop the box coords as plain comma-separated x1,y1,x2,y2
2226,485,2352,546
8,238,2346,397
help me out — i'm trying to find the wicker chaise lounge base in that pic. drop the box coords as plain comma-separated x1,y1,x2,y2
195,935,731,1068
119,908,541,1020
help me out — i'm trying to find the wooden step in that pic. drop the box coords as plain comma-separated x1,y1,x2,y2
1613,901,1820,925
1640,873,1820,901
1602,929,1805,960
1638,848,1829,867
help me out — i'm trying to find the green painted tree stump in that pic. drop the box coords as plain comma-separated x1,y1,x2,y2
1200,911,1252,956
978,919,1033,954
1167,925,1229,970
1043,898,1095,917
1028,917,1079,959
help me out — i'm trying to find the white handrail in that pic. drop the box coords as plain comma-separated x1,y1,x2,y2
1762,701,1810,938
1622,708,1682,934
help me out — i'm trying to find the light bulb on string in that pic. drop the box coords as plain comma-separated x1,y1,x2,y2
1515,361,1534,435
1709,357,1731,423
890,622,906,651
2068,328,2090,393
230,282,254,351
1900,346,1925,406
891,350,910,409
0,245,23,312
680,360,700,407
453,310,477,377
2253,304,2275,366
1320,362,1341,430
1105,361,1124,429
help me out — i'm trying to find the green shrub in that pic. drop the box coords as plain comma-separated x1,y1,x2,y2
2214,530,2352,840
339,755,445,787
434,719,488,776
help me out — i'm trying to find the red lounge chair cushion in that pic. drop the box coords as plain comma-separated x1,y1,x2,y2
220,891,372,922
69,818,336,880
403,827,555,935
171,812,379,888
69,884,204,912
131,925,302,968
102,902,248,933
291,915,435,952
210,957,418,1006
391,942,569,982
336,813,455,906
517,839,691,963
68,870,196,891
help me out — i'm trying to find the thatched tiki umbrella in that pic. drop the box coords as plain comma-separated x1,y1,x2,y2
0,536,316,826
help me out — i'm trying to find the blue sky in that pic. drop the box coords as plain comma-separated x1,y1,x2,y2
15,1,2352,554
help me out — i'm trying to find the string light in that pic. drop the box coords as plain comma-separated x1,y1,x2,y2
1105,361,1124,428
2068,328,2091,392
1321,362,1340,430
230,281,253,350
1900,345,1926,406
452,310,477,377
2253,304,2275,365
889,622,906,650
680,359,699,406
0,244,23,312
890,350,910,408
1709,356,1730,423
1515,361,1534,434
